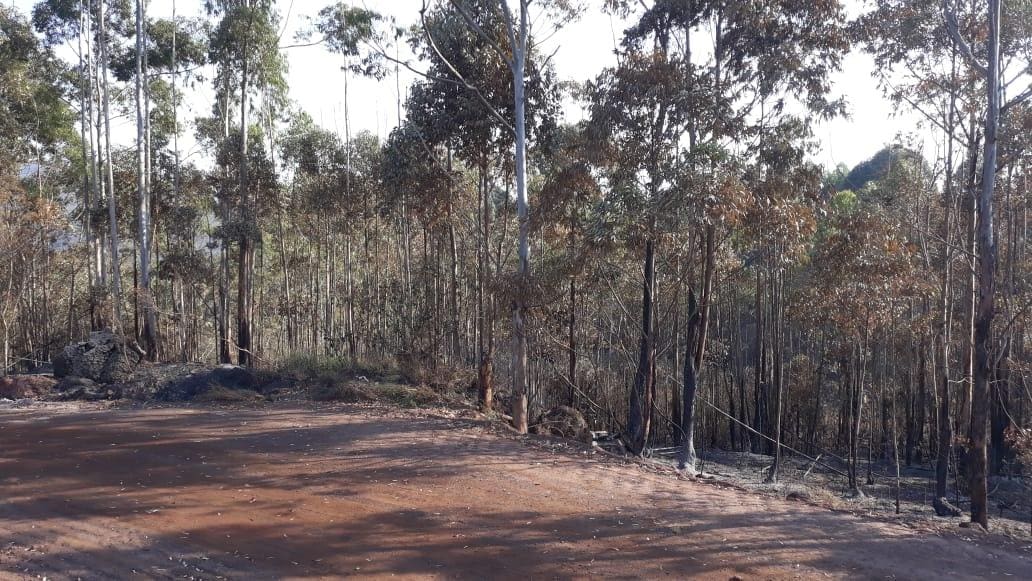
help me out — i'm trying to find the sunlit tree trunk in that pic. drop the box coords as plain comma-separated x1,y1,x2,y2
506,1,531,434
135,0,158,359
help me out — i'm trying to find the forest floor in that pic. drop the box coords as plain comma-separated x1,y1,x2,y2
650,447,1032,540
2,400,1032,580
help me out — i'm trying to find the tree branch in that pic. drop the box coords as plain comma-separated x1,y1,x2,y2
1001,84,1032,115
418,1,515,135
942,0,988,77
446,0,514,68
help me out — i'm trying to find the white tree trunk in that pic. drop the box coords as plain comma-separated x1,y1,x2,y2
136,0,158,357
509,5,530,434
99,0,124,332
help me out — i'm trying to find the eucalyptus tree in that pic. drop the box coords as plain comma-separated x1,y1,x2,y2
593,0,848,462
401,0,560,407
206,0,286,366
311,3,391,360
856,0,980,516
97,0,129,333
1,4,74,370
148,11,207,359
408,0,576,433
316,0,570,427
587,32,697,455
33,0,134,333
858,0,1032,525
130,0,158,358
0,5,72,177
533,123,604,408
32,0,105,329
943,0,1032,529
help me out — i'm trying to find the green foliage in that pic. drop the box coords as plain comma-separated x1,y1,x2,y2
0,5,74,169
278,354,398,382
280,113,384,220
213,129,279,231
207,0,287,105
405,0,562,162
311,3,385,77
831,189,858,212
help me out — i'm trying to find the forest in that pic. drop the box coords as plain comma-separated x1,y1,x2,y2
1,0,1030,548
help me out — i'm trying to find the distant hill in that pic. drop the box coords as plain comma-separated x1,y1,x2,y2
838,145,925,192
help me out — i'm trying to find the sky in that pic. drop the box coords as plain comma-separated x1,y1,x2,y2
10,0,930,171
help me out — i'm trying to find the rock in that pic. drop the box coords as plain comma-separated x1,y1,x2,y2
156,364,259,401
53,331,141,384
0,375,57,399
54,376,119,401
530,406,592,444
934,496,963,517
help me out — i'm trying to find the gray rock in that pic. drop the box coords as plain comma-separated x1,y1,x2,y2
53,331,141,384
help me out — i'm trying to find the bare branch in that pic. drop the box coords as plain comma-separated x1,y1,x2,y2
279,37,327,50
1001,83,1032,115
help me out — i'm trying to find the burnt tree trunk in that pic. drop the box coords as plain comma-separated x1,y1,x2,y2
627,236,656,455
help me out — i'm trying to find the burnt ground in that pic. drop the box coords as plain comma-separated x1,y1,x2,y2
649,446,1032,540
1,401,1031,580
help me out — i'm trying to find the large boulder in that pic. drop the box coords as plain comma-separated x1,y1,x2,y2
530,405,593,444
53,331,142,384
0,375,57,399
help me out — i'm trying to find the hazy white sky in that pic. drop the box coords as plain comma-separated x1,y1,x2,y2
11,0,929,170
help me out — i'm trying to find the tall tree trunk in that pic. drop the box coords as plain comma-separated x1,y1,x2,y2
509,24,530,435
77,0,100,332
568,276,577,407
678,289,702,472
217,83,232,365
695,226,716,367
969,0,1001,529
477,163,493,409
767,261,785,483
933,49,961,517
628,235,656,454
98,0,124,332
135,0,158,359
236,25,253,366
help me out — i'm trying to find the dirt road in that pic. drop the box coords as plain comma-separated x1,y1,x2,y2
1,403,1029,580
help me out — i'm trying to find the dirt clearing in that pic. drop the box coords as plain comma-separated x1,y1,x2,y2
1,403,1030,580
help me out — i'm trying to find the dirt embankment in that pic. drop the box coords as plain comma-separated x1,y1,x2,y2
1,403,1030,580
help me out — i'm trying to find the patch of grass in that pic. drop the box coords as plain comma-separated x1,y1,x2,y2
278,354,404,385
277,354,448,408
376,384,439,408
310,380,374,403
309,377,440,408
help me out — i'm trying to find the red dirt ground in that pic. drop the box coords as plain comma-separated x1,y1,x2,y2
1,403,1030,580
